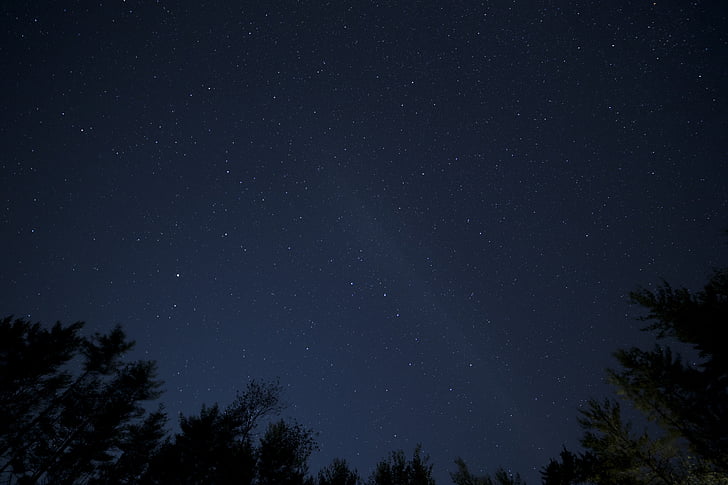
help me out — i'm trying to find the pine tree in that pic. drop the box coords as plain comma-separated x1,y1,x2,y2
451,457,525,485
0,318,163,484
542,269,728,484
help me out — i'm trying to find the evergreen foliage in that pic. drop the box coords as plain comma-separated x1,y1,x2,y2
3,267,726,484
451,457,525,485
0,317,162,484
542,269,728,484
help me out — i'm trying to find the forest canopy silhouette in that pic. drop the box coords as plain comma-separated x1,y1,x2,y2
1,268,726,484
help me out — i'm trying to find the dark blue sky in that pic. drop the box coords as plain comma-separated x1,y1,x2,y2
2,1,726,483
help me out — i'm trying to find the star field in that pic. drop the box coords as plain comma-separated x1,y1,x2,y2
1,1,727,483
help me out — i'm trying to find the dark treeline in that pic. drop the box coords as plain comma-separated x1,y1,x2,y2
1,269,726,484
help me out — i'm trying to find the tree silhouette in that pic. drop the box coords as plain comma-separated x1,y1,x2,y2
542,269,728,484
451,457,525,485
540,448,597,485
1,317,83,477
257,419,318,485
142,379,285,485
0,317,163,484
368,444,435,485
616,270,728,470
143,403,256,485
91,408,167,484
317,458,361,485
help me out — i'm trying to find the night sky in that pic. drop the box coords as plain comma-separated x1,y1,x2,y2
1,1,727,483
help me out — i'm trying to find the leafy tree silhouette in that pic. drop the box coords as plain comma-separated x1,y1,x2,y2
142,379,285,485
257,419,318,485
317,458,362,485
368,444,435,485
143,403,256,485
